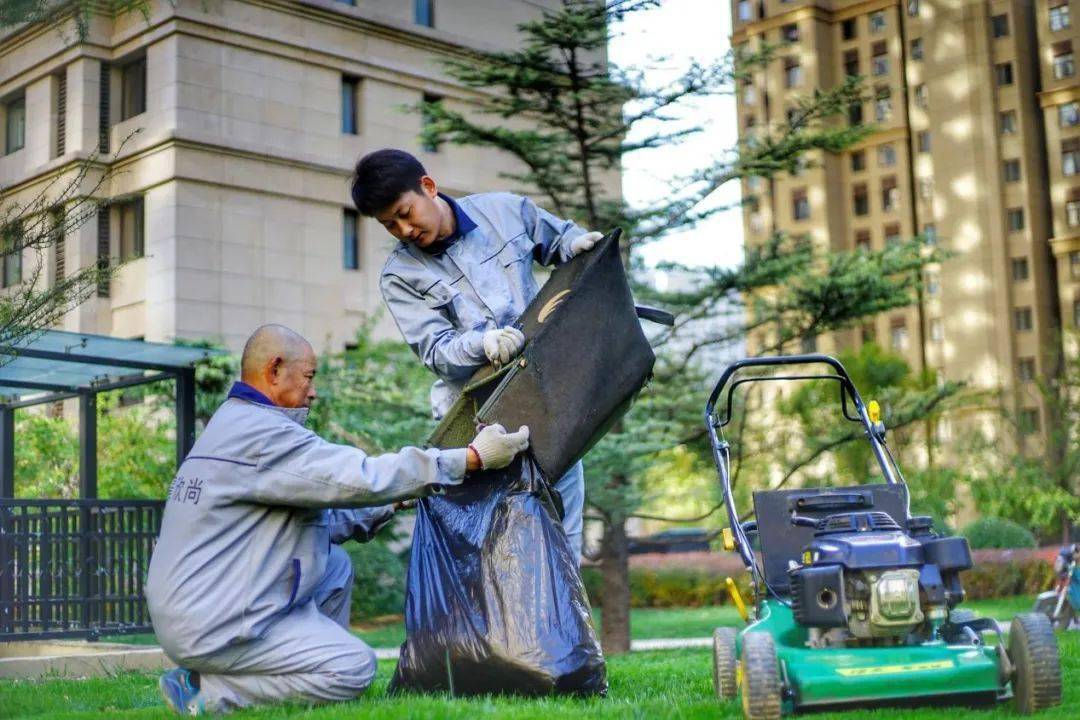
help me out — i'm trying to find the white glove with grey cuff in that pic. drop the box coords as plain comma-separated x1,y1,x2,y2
482,327,526,366
569,230,603,257
469,424,530,470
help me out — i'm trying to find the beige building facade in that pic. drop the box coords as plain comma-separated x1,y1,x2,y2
733,0,1077,447
0,0,588,353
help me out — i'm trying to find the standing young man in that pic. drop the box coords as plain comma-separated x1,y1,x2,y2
351,148,601,559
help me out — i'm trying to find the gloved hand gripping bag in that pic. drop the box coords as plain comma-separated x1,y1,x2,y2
388,456,607,697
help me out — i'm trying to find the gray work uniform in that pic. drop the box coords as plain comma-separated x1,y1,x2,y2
379,191,587,558
146,396,466,713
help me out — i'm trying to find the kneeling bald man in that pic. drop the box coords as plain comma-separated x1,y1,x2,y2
146,324,528,714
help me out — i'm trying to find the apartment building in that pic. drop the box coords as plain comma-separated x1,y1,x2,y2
733,0,1072,446
0,0,610,353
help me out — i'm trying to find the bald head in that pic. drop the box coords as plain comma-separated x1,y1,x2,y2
240,324,318,408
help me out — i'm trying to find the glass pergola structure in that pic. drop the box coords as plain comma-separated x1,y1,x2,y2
0,330,224,499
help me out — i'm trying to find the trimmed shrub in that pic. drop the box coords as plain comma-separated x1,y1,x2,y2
583,548,1055,608
960,516,1037,550
345,541,406,622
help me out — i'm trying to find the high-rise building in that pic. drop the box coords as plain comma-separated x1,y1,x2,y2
732,0,1076,447
0,0,613,352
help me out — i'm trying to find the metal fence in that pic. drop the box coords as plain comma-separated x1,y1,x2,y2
0,499,164,641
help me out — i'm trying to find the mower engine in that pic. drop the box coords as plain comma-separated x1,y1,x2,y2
788,511,972,647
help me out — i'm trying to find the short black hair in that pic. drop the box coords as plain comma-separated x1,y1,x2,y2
350,149,427,216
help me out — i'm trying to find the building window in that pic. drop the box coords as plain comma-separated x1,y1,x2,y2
55,72,66,158
910,37,924,61
421,93,442,152
849,101,864,126
1003,159,1021,183
914,84,928,108
995,62,1014,86
343,209,359,270
414,0,434,27
885,223,901,246
782,23,799,42
341,76,359,134
872,41,889,76
742,82,756,105
908,0,920,17
3,92,25,155
991,14,1009,38
855,229,871,252
50,206,65,285
1018,357,1036,382
1069,196,1080,227
870,10,886,33
1050,1,1071,32
1,221,21,288
874,87,892,122
1054,41,1075,80
844,49,859,77
853,183,869,216
851,150,866,172
1070,250,1080,278
918,177,933,200
881,175,899,212
842,18,856,40
877,143,896,167
120,56,146,121
1011,257,1030,281
917,131,931,153
925,269,939,295
800,334,818,354
929,318,943,342
792,188,810,220
1060,101,1080,128
737,0,752,22
1007,207,1025,232
1014,306,1033,331
784,57,802,88
1074,298,1080,327
1019,408,1040,435
1063,138,1080,175
1000,109,1017,134
890,319,908,351
923,223,937,244
117,197,144,260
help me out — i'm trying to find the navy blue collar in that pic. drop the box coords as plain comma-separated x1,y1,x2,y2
422,193,477,255
228,381,275,406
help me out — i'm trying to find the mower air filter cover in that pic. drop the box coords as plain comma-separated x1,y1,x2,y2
427,229,656,483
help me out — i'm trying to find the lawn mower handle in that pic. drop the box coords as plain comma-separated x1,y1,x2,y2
704,354,904,576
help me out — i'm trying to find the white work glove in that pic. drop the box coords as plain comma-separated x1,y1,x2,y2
482,327,525,366
569,230,603,257
469,424,530,470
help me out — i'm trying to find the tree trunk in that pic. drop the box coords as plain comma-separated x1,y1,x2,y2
599,514,631,654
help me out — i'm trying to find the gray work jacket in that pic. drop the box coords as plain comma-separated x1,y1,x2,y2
145,397,465,660
379,192,587,417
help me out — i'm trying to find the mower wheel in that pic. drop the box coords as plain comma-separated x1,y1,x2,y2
1009,612,1062,714
740,632,782,720
713,627,738,699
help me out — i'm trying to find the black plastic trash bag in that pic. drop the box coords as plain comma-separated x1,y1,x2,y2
388,456,607,697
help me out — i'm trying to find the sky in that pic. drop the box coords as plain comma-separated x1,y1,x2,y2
607,0,744,272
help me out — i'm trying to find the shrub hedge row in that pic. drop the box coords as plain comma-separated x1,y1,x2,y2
581,548,1058,608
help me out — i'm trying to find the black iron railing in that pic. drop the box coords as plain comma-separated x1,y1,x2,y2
0,499,164,641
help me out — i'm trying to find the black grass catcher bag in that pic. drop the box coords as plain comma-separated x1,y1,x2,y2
390,228,671,697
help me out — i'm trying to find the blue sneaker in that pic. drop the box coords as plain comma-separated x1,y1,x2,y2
159,668,204,715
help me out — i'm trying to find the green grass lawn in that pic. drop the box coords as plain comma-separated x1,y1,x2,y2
101,597,1035,650
2,633,1077,719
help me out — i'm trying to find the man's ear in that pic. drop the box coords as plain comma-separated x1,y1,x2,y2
420,175,438,198
268,356,284,383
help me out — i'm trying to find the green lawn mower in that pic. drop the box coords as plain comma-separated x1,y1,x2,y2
705,355,1063,719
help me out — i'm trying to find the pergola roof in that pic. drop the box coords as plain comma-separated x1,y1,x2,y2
0,330,222,408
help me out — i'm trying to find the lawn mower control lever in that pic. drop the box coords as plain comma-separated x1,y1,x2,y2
789,512,819,529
